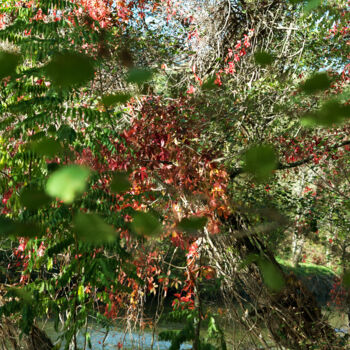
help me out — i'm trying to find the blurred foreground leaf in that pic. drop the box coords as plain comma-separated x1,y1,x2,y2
0,216,43,238
74,212,115,244
30,138,63,158
0,50,21,79
102,93,131,107
258,259,285,292
111,172,131,193
177,216,208,233
131,211,161,237
301,100,350,127
45,52,95,88
46,165,91,204
254,51,274,66
126,68,153,85
300,72,331,94
243,144,277,181
19,187,51,209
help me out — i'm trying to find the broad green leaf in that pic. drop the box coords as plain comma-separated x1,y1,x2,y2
258,259,285,292
74,212,115,244
19,187,51,209
126,68,153,85
102,93,131,107
30,138,63,158
45,52,95,88
301,100,350,127
0,50,21,79
131,211,162,237
243,144,277,181
111,172,131,193
177,216,208,233
254,51,274,66
57,125,77,143
300,72,331,94
46,165,91,204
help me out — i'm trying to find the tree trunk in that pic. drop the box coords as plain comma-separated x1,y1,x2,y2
204,213,338,349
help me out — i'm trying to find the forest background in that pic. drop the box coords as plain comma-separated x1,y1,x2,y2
0,0,349,349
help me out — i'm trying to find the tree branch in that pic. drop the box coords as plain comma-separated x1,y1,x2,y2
229,139,350,180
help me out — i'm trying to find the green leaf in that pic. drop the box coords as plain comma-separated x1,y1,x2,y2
74,212,115,244
78,284,85,301
243,144,277,181
131,211,162,237
46,165,91,204
239,253,260,269
8,288,33,304
0,50,21,79
19,187,51,209
343,271,350,288
0,216,43,238
301,100,350,127
30,138,63,158
110,172,131,193
57,125,77,143
102,93,131,107
304,0,322,12
126,68,153,85
300,72,331,94
45,52,95,88
201,76,216,91
254,51,274,66
177,216,208,233
258,259,285,292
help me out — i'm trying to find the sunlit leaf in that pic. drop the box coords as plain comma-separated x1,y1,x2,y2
30,138,63,158
110,172,131,193
177,216,208,233
0,50,21,79
46,165,91,204
300,72,331,94
243,144,277,181
19,187,51,209
258,259,285,292
74,212,115,244
102,93,132,107
254,51,274,66
78,284,85,301
126,68,153,85
131,211,162,237
45,52,95,88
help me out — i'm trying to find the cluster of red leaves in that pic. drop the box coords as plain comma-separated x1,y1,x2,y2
73,96,232,317
187,30,254,94
277,129,350,166
329,278,349,310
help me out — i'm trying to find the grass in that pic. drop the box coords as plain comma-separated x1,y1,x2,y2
277,258,337,278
